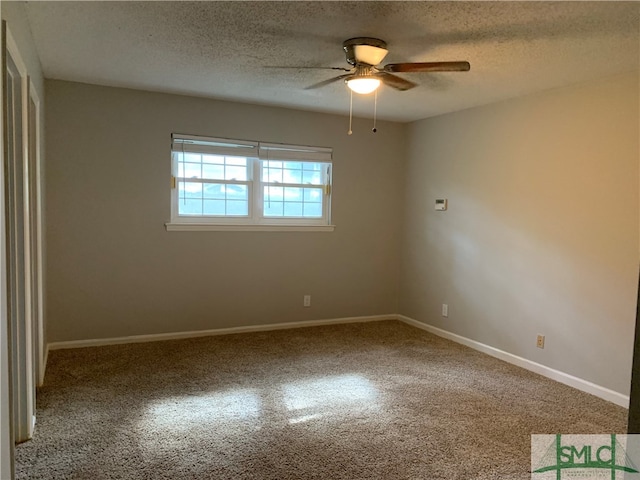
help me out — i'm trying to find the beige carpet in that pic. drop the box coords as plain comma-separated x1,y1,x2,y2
15,320,626,479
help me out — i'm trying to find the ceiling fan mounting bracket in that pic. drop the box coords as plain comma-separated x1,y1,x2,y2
343,37,388,65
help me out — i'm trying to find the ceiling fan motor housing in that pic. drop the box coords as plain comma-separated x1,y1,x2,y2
352,64,377,78
343,37,388,65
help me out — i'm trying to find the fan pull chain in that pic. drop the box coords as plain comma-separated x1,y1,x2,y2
372,90,378,133
348,89,353,136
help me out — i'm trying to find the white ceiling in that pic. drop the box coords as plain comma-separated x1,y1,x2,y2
23,1,640,122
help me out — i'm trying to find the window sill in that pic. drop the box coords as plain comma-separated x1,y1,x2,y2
165,223,335,232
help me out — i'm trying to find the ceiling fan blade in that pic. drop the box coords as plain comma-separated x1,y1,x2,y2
376,72,417,91
305,73,353,90
383,61,471,73
265,66,352,72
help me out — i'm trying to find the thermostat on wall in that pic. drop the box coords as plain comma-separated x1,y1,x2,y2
435,199,448,211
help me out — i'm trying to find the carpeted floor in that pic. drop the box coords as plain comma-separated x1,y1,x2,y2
15,320,627,479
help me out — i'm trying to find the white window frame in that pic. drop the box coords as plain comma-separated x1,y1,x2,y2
166,134,334,232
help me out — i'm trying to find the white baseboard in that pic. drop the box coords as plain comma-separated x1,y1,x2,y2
47,314,397,351
397,315,629,408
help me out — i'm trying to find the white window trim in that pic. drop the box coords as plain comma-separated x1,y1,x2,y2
165,223,335,232
165,134,335,232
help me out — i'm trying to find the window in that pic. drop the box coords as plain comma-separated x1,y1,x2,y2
167,134,333,231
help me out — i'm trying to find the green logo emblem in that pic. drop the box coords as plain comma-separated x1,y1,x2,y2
532,434,640,479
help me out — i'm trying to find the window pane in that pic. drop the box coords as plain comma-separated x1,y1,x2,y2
303,188,322,202
180,182,202,199
302,170,322,185
225,166,247,181
263,167,282,183
263,184,324,218
203,183,226,199
261,161,327,185
283,168,302,184
303,202,322,217
202,154,225,164
226,200,248,216
202,164,225,180
284,187,302,201
264,201,283,217
201,183,248,201
264,186,283,202
183,155,248,183
179,199,202,215
283,202,303,217
203,199,225,215
226,184,248,200
183,163,201,179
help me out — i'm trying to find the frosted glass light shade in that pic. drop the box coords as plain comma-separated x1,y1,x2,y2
346,77,381,94
352,45,389,67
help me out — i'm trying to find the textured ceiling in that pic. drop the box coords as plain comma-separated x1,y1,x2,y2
24,1,640,122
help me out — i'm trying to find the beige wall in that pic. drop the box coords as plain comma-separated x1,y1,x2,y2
45,80,405,342
45,73,639,396
400,72,639,395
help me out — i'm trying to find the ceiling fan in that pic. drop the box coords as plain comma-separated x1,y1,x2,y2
305,37,470,94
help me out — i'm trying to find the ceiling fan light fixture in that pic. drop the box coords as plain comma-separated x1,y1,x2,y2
346,77,381,94
352,44,389,66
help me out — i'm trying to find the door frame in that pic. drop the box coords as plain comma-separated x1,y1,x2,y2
27,81,43,388
5,24,35,443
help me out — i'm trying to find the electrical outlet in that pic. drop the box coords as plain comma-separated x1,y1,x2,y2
442,304,448,317
303,295,311,307
536,334,545,349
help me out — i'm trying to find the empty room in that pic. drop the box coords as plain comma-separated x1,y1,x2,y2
1,1,639,479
